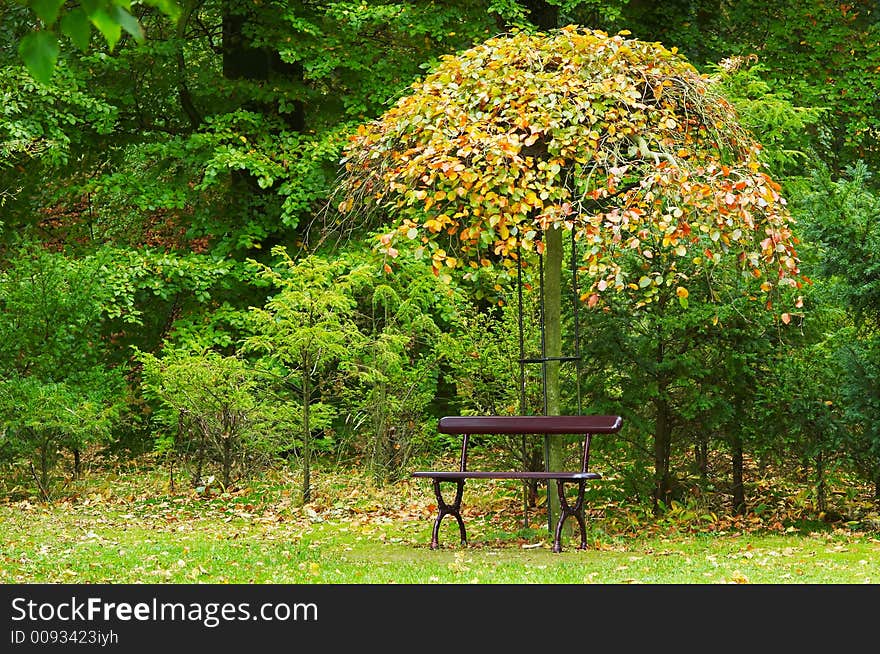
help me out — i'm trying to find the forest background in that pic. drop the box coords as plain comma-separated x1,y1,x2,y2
1,0,879,562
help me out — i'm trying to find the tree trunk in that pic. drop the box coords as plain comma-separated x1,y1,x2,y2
41,441,50,493
223,2,271,82
222,0,305,131
731,431,746,515
526,446,542,507
374,385,391,481
815,451,826,514
73,447,81,480
302,353,312,504
221,419,233,489
694,434,709,479
874,468,880,501
543,225,564,532
192,418,206,488
523,0,559,30
176,1,202,129
652,391,673,514
31,431,53,501
222,438,232,489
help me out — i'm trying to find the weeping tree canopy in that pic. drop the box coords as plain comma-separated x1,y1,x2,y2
335,26,803,314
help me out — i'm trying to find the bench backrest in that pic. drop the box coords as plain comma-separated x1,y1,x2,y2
439,415,623,435
438,415,623,473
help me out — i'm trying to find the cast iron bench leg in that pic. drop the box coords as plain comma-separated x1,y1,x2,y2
552,479,588,553
430,478,467,549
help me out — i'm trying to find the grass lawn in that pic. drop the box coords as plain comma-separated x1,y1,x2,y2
2,461,878,585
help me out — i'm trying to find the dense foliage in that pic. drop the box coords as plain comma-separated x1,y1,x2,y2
1,1,878,524
338,27,799,307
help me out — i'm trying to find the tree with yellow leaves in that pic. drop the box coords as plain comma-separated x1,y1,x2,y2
335,25,804,515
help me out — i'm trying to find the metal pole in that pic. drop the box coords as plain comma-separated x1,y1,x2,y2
538,249,548,415
517,244,528,529
538,247,551,532
571,228,582,415
571,228,585,529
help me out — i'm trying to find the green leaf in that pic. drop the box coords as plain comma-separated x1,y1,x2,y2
31,0,66,25
89,9,122,51
19,31,59,84
112,6,145,44
60,9,92,52
144,0,182,21
80,0,102,16
678,295,689,309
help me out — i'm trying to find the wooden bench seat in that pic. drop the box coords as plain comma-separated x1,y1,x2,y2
413,471,601,480
412,415,623,552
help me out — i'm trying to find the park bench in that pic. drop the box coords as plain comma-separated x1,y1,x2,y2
412,414,623,553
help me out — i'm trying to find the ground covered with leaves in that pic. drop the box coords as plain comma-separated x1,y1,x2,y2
1,455,878,584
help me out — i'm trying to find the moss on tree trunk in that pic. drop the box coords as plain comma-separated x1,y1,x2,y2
544,226,564,532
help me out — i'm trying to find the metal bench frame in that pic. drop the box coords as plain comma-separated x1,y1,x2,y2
413,415,623,553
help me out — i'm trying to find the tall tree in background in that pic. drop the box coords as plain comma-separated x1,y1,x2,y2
799,162,880,497
1,0,875,513
246,250,366,503
0,247,125,496
618,0,880,175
